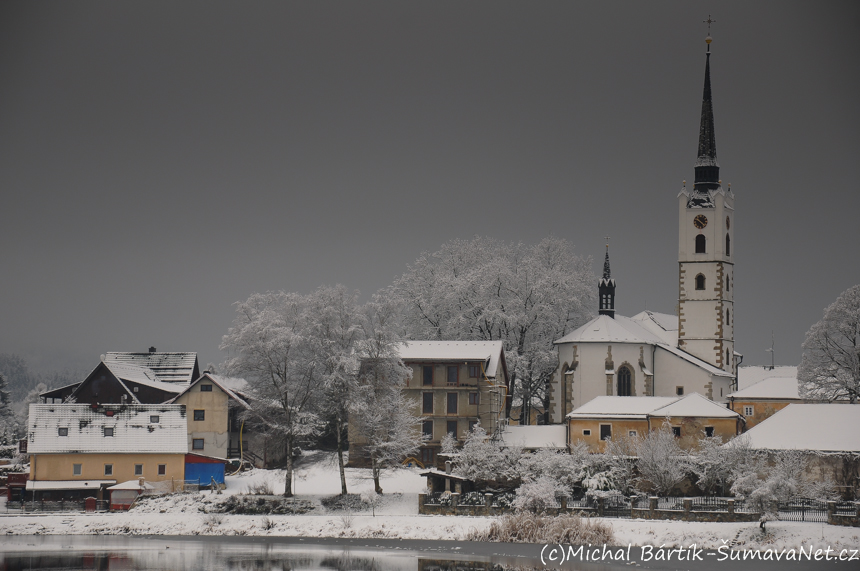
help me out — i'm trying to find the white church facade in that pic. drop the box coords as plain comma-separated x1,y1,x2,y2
548,36,739,424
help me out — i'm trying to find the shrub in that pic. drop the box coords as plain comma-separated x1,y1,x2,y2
467,512,614,544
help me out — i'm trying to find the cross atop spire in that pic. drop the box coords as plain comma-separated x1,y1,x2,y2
694,25,720,192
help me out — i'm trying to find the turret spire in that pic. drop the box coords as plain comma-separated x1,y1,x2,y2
598,238,616,318
694,29,720,192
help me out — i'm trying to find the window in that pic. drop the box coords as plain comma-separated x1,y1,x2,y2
695,274,706,290
422,365,433,386
73,464,82,476
468,420,478,433
447,392,458,414
671,427,681,438
447,420,458,438
104,427,114,437
469,392,479,405
726,309,730,326
676,386,684,396
695,234,706,253
158,464,166,476
58,427,68,436
743,405,754,417
422,420,433,438
447,365,458,386
599,425,611,441
420,448,435,465
133,386,139,393
582,429,591,436
726,275,730,291
617,366,632,396
192,438,205,450
134,464,143,476
726,234,730,256
201,384,212,392
705,426,714,437
104,464,113,476
150,415,160,424
194,410,205,421
628,430,638,437
422,392,433,414
468,364,480,378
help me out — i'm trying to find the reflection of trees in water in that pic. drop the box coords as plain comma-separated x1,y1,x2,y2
419,562,508,571
320,554,383,571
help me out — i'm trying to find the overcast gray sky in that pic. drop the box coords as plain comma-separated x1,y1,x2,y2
1,1,858,376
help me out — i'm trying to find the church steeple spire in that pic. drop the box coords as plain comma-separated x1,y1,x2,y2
694,32,720,192
598,239,616,318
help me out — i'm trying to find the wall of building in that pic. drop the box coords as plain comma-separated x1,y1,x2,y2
30,452,185,484
175,381,230,458
729,399,792,429
569,418,649,452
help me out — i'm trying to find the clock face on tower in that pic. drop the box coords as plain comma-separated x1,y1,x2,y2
693,214,708,229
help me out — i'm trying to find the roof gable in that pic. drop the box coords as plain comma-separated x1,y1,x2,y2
170,373,250,409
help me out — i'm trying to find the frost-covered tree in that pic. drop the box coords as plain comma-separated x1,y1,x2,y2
453,425,522,489
688,434,752,496
517,446,591,495
602,434,640,495
390,236,594,425
306,285,362,495
634,423,688,495
512,476,561,513
798,284,860,403
350,296,426,494
221,291,325,496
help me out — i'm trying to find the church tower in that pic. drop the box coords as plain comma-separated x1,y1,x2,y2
598,244,616,318
677,33,734,374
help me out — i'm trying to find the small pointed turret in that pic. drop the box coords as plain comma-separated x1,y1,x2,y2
598,242,616,318
694,35,720,192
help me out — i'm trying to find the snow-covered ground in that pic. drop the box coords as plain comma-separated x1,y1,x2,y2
1,451,858,553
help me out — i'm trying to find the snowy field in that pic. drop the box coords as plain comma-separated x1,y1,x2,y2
1,451,858,553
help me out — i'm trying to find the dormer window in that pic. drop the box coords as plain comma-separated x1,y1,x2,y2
150,415,160,424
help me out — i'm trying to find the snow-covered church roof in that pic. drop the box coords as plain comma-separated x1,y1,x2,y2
398,340,506,379
554,311,732,378
732,404,860,453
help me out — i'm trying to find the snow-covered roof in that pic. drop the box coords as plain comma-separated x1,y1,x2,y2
398,341,506,379
26,480,115,491
102,362,186,397
650,393,739,418
28,404,188,454
501,425,567,449
566,396,679,419
168,373,251,409
107,480,156,491
737,366,797,391
554,312,731,378
566,394,738,420
103,352,199,384
727,376,800,400
735,404,860,453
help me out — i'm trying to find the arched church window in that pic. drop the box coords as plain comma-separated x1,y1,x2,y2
726,234,730,256
726,275,730,291
695,234,706,253
726,349,731,369
695,274,706,290
617,366,632,396
726,309,730,326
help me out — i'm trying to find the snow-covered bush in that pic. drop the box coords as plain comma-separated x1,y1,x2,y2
516,445,591,495
688,434,751,495
440,432,457,456
511,476,561,513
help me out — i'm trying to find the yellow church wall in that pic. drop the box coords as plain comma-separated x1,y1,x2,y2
30,453,185,484
729,400,792,430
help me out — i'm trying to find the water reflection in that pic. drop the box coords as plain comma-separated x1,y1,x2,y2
0,537,525,571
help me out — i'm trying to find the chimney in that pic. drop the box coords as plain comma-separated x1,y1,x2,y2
149,346,157,353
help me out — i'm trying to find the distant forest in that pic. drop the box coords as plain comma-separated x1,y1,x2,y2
0,353,80,403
